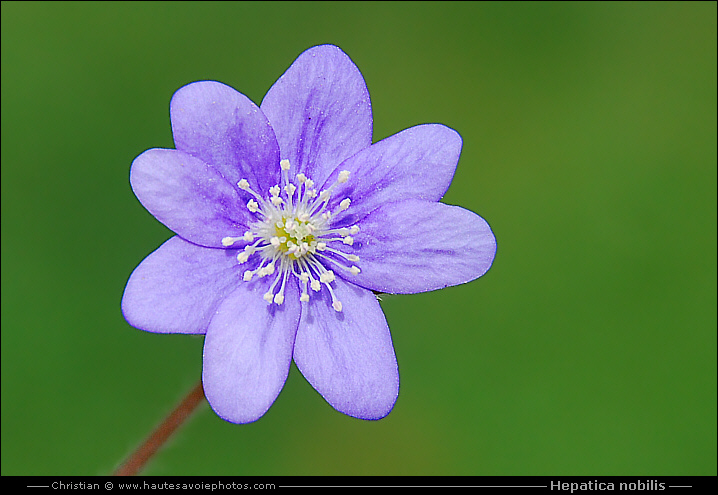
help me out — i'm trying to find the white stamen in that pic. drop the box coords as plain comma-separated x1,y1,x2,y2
222,236,240,246
224,160,362,309
263,262,275,276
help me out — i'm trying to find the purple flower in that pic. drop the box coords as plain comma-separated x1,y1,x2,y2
122,45,496,424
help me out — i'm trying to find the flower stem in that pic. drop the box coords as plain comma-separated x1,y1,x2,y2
113,380,205,476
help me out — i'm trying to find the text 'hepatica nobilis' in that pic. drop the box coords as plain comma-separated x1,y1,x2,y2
122,45,496,424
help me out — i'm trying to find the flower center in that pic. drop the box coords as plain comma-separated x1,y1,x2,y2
221,159,360,312
273,218,315,258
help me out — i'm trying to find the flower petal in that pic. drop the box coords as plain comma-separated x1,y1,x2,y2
260,45,373,188
130,148,252,248
344,199,496,294
202,279,301,424
324,124,462,226
121,236,243,334
293,278,399,420
170,80,281,194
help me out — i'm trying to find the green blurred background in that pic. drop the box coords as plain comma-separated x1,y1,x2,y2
2,1,715,476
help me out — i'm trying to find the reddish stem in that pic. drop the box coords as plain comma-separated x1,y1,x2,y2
113,380,205,476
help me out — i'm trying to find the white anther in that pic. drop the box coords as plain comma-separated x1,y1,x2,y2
270,196,283,206
237,252,250,263
319,190,331,201
247,199,259,212
307,189,317,199
296,173,307,184
280,159,291,171
310,279,321,291
347,254,360,262
339,198,351,211
297,213,310,222
332,300,343,312
237,179,250,190
350,266,361,275
264,262,275,275
270,237,281,247
298,272,309,283
243,270,254,281
285,219,296,230
221,236,238,246
316,242,327,251
305,179,314,189
300,293,310,302
349,225,360,235
243,231,255,241
321,212,331,221
284,184,296,196
338,170,350,183
273,293,285,305
342,236,354,245
263,292,274,303
320,271,335,283
269,185,281,197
